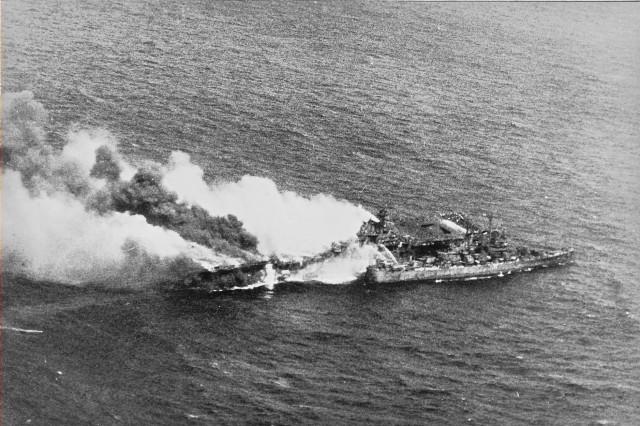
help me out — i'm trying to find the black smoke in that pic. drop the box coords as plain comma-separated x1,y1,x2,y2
102,167,259,258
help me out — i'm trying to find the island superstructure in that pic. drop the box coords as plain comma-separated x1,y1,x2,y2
358,209,573,285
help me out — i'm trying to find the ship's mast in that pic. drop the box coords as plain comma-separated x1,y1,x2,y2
488,213,494,246
464,214,472,251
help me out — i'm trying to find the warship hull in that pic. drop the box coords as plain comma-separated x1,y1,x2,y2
177,261,272,293
364,249,574,285
175,245,351,293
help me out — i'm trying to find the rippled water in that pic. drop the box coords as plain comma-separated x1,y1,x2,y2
3,1,640,424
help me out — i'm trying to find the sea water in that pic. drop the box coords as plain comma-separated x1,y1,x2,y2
3,1,640,424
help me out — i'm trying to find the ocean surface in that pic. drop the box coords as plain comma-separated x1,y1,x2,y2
3,1,640,424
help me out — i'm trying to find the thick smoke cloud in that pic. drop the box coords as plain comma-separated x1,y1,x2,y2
3,169,222,285
2,91,376,286
104,168,259,260
2,91,249,286
162,152,374,257
3,91,89,197
90,145,122,181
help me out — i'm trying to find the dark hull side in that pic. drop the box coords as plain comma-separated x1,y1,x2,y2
364,250,574,285
174,246,351,293
177,261,271,292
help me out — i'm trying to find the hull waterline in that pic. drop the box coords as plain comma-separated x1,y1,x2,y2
364,249,574,285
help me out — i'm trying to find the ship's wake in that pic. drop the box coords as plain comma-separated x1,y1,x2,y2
2,91,373,288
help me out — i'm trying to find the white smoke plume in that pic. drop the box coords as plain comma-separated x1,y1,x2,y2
60,128,137,183
288,243,383,284
2,91,240,286
162,151,375,257
3,169,225,285
2,91,377,286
